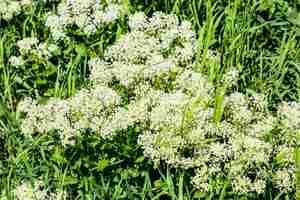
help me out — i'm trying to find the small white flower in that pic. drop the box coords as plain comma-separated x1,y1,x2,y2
17,37,38,53
273,168,295,192
9,56,24,67
232,176,252,193
17,97,34,113
45,0,128,37
14,180,64,200
222,67,239,86
0,1,21,21
102,4,119,23
278,101,300,130
129,12,148,30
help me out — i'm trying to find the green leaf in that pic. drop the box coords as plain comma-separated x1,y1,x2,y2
62,176,78,186
75,44,87,56
213,86,226,123
36,78,47,85
32,63,40,70
193,191,207,199
96,159,110,172
135,156,145,163
116,23,124,40
51,148,65,164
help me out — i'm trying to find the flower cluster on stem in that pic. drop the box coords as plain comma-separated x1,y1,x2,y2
18,11,299,195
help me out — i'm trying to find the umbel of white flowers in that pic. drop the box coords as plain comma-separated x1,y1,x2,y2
0,0,31,21
45,0,128,41
18,12,299,194
9,37,61,69
8,180,65,200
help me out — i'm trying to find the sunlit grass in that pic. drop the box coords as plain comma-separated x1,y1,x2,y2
0,0,299,199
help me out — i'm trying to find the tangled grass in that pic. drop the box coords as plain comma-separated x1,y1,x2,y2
0,0,299,199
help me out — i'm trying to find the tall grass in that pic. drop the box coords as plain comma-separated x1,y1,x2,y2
0,0,299,199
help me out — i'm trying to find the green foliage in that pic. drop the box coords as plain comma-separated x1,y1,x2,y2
0,0,299,199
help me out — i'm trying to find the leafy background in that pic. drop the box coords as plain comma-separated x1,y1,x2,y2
0,0,299,199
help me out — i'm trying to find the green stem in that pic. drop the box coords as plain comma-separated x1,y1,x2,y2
213,86,226,123
296,131,300,200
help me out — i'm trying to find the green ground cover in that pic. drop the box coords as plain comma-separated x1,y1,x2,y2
0,0,299,199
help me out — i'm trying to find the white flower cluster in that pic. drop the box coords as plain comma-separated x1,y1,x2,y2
9,37,60,67
145,89,297,194
19,85,121,145
19,11,195,141
18,12,299,195
0,0,32,21
12,180,64,200
91,12,197,85
222,68,239,86
45,0,128,40
8,56,24,68
16,37,39,53
278,101,300,131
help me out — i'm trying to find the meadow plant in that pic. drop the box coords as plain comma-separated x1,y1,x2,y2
3,0,130,99
17,11,299,196
45,0,129,41
7,36,62,97
10,37,61,69
18,85,121,145
13,180,65,200
0,0,32,21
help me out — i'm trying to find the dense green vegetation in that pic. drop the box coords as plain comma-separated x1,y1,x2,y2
0,0,299,199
